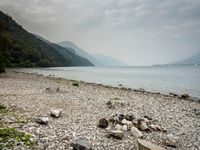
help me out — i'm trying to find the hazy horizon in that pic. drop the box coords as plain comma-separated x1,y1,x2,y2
0,0,200,66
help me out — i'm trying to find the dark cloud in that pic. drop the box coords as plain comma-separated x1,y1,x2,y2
0,0,200,65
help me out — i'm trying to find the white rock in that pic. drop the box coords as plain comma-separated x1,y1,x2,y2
50,109,61,118
108,130,124,139
122,125,128,131
121,119,133,130
131,127,143,138
138,119,149,131
115,124,123,131
138,139,164,150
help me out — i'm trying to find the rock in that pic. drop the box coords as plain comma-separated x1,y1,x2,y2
131,127,143,138
138,139,164,150
121,119,133,130
56,87,60,92
149,124,167,132
122,125,128,131
169,93,177,97
116,113,125,122
114,124,123,131
138,119,149,131
106,101,114,109
118,84,123,86
35,117,49,125
144,115,152,121
165,134,178,147
107,130,124,139
109,114,119,124
180,94,189,99
46,87,51,92
50,109,61,118
97,118,108,129
193,108,200,116
125,114,135,121
70,138,92,150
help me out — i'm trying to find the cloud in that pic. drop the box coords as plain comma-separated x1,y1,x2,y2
0,0,200,65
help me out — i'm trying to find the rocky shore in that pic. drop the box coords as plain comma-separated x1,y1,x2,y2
0,71,199,150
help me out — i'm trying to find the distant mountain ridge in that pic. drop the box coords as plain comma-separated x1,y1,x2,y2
0,11,93,71
171,54,200,65
57,41,126,66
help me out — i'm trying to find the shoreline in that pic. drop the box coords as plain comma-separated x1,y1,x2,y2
14,70,200,102
0,71,200,149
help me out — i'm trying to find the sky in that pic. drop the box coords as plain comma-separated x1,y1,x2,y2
0,0,200,66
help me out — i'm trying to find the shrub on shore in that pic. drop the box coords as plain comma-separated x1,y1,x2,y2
0,67,5,73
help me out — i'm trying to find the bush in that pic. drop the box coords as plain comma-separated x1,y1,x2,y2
0,67,5,73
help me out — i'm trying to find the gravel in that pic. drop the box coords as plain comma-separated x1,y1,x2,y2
0,71,200,150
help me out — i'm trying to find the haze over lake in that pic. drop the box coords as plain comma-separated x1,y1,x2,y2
16,65,200,98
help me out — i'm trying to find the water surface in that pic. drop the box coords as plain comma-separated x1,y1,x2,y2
15,65,200,98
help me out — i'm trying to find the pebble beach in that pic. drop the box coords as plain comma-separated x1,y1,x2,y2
0,71,200,150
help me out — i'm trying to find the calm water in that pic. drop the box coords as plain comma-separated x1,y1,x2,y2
15,65,200,98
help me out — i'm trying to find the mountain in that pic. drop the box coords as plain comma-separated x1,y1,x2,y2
93,54,126,66
170,54,200,65
57,41,102,66
57,41,125,66
0,11,93,72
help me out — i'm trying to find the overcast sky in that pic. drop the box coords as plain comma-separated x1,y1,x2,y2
0,0,200,65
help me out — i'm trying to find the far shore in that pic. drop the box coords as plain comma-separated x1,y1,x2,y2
0,71,200,150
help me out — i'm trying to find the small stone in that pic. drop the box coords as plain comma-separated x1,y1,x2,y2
121,119,133,130
122,125,128,131
46,87,51,92
125,114,135,121
149,124,167,132
97,118,108,129
106,101,114,109
165,134,178,147
180,94,189,99
169,93,177,97
50,109,61,118
70,138,92,150
138,139,164,150
107,130,124,139
35,117,49,125
131,127,143,138
144,115,152,120
56,87,60,92
138,119,149,131
115,124,123,130
117,113,125,122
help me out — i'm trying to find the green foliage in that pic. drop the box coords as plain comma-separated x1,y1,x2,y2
72,81,79,87
0,128,37,149
0,103,8,114
0,67,5,73
0,11,93,69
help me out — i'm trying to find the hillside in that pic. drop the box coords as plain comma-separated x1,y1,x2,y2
57,41,102,66
0,11,93,72
58,41,125,66
171,54,200,65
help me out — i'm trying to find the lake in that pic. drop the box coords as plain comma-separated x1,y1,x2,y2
15,65,200,98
